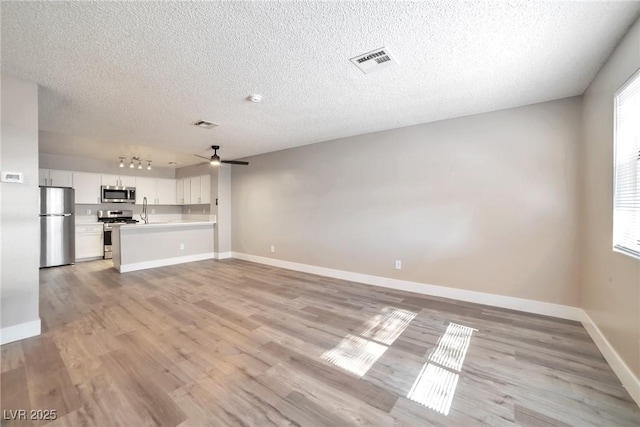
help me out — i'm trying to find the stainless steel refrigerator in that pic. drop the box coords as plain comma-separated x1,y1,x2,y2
40,186,75,267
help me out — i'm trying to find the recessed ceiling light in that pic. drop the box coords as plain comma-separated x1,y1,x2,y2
192,120,218,129
247,94,262,103
168,161,180,165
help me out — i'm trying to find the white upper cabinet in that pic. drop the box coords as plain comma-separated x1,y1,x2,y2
38,169,47,186
73,172,101,204
39,169,73,187
156,179,177,205
135,177,157,205
120,175,136,187
180,178,192,204
102,174,136,187
101,174,119,186
174,175,211,205
38,169,177,206
136,177,177,205
200,174,211,204
177,178,185,205
190,176,202,204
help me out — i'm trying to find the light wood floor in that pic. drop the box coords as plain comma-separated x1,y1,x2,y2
1,259,638,426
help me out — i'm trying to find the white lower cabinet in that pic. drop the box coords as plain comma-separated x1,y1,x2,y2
75,224,103,261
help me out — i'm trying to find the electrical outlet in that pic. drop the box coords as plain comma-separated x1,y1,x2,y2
180,243,185,250
86,208,91,215
151,208,155,214
270,245,275,253
395,260,402,270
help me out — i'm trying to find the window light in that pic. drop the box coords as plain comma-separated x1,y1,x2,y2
613,69,640,260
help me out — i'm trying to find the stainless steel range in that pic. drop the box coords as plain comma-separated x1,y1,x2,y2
97,210,138,259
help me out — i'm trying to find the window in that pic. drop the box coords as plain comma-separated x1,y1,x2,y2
613,69,640,260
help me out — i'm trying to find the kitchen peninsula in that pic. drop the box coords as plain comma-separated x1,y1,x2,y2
111,221,215,272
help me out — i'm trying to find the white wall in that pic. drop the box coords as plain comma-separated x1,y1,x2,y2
232,97,582,307
0,75,41,343
581,17,640,378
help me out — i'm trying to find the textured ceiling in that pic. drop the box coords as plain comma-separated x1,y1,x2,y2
2,1,639,167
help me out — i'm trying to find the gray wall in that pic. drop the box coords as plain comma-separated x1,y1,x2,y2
117,225,214,264
581,17,640,377
232,97,582,306
40,152,176,179
216,165,232,254
0,75,40,334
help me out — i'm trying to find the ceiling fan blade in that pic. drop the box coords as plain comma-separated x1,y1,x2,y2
221,160,249,165
195,161,209,166
194,154,210,160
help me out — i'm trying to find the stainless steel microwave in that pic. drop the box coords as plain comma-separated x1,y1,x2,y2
101,186,136,203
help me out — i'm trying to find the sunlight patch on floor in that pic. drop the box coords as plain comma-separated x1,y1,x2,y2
407,322,477,415
320,306,417,377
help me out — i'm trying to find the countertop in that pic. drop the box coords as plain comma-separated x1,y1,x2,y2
112,220,215,231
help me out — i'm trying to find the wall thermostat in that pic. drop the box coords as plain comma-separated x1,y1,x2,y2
1,171,24,183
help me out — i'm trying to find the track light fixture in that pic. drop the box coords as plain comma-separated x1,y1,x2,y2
117,156,152,171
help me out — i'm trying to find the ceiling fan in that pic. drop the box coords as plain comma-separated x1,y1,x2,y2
194,145,249,166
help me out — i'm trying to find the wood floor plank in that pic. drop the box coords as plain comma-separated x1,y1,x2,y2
0,259,637,426
99,350,186,426
1,367,33,427
1,341,25,373
260,341,399,412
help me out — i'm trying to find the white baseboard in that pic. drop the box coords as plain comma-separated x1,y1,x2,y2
231,252,582,321
215,252,233,260
0,319,41,345
119,252,215,273
581,311,640,406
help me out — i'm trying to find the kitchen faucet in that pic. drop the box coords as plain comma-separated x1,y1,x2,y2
141,196,149,224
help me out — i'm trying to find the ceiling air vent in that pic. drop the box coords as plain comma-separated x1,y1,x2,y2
350,46,398,74
193,120,219,129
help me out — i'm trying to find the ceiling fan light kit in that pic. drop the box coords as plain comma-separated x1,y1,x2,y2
194,145,249,166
